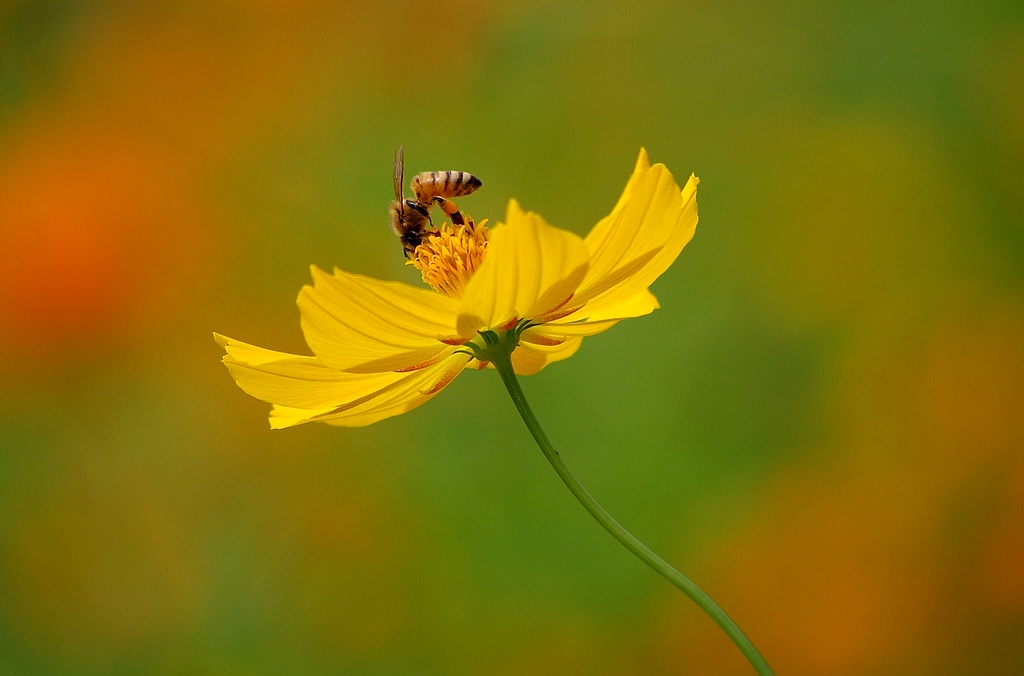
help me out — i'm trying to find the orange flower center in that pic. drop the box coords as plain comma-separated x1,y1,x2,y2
408,219,488,298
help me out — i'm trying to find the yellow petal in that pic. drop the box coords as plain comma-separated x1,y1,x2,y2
215,332,308,365
270,404,396,429
575,149,698,316
543,290,661,337
270,405,335,429
271,403,416,429
298,266,461,372
510,329,583,375
218,333,407,408
216,332,470,428
270,352,472,428
457,200,589,336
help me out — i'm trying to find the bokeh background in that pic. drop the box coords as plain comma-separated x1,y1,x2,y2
1,2,1022,674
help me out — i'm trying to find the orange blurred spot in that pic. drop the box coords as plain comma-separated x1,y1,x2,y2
652,470,942,675
0,126,209,365
920,300,1024,468
976,460,1024,613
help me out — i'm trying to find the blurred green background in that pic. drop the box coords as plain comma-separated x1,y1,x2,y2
1,2,1022,674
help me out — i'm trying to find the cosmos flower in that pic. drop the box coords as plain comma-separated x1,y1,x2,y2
216,149,698,428
213,155,772,675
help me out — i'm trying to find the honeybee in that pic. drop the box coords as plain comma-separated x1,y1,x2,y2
389,145,482,257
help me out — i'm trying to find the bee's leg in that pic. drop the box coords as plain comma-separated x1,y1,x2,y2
406,199,434,226
432,196,466,225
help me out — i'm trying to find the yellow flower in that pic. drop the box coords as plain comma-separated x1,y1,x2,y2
216,149,698,428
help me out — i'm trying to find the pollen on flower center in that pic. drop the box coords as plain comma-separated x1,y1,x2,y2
409,219,489,298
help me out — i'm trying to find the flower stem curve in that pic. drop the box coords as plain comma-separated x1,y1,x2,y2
482,332,773,675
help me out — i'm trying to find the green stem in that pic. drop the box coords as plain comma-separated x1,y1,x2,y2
487,343,773,675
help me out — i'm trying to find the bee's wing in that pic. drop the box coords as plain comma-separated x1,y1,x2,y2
393,145,405,202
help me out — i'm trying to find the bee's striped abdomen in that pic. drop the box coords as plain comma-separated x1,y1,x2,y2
411,171,483,201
